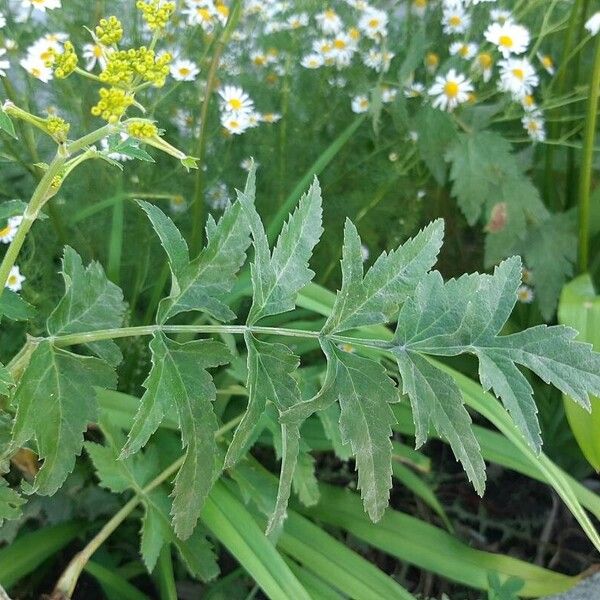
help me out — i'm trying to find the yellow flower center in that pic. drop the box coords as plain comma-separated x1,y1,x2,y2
512,68,524,80
334,38,347,49
368,18,380,28
426,52,439,66
31,67,41,77
228,98,243,110
349,27,361,40
523,94,534,106
179,67,190,76
7,275,17,286
228,120,239,128
0,226,10,237
444,81,459,98
542,56,553,68
413,0,427,6
196,7,211,19
499,35,513,48
448,15,461,27
478,53,492,69
253,55,266,66
459,45,469,57
325,9,336,19
93,45,103,58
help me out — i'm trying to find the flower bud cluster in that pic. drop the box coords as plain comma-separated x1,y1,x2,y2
136,0,176,31
53,41,78,79
91,87,135,123
100,47,172,88
126,120,159,139
95,16,124,46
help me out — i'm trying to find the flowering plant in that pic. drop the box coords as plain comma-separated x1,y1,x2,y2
1,1,600,598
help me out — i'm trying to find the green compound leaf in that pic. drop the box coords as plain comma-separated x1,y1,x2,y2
0,477,25,527
47,246,126,365
392,256,600,458
87,424,218,579
8,341,116,495
0,289,35,323
323,218,444,335
122,332,231,539
225,333,303,536
319,340,399,522
239,173,323,325
138,195,251,324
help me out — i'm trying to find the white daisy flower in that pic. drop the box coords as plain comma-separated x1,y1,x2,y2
301,53,324,69
381,87,397,103
517,285,534,304
363,48,394,73
287,13,309,29
429,68,473,112
22,0,61,11
498,58,538,98
329,32,357,68
485,22,530,58
82,43,107,71
474,52,494,82
170,59,200,81
412,0,428,17
260,112,281,124
218,85,254,116
490,9,513,25
585,12,600,36
169,195,187,214
404,82,425,97
537,52,555,75
5,265,25,292
221,113,250,135
358,8,388,40
351,95,370,113
0,13,6,28
522,113,546,142
442,6,470,35
240,157,258,171
20,55,53,82
207,182,230,210
450,41,478,60
521,94,538,112
315,8,343,35
182,4,215,32
0,216,23,244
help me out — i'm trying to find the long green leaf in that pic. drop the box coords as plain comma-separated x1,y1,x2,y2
0,521,83,589
85,561,152,600
306,484,575,598
202,481,311,600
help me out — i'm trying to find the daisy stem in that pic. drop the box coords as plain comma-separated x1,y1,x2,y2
190,0,243,255
577,33,600,273
0,153,66,298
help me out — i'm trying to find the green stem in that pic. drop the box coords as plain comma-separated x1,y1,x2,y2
577,34,600,273
190,0,243,254
0,154,66,297
52,415,243,598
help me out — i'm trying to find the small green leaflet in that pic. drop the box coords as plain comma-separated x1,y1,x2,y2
0,289,35,323
138,198,251,324
0,477,24,526
0,362,12,396
8,341,116,495
0,107,16,139
86,423,218,579
317,340,399,522
104,133,155,162
392,256,600,456
513,211,577,321
122,332,231,539
224,333,303,536
47,246,126,366
238,168,323,325
323,218,443,334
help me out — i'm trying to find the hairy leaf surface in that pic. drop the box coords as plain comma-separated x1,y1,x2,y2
319,340,399,521
138,198,251,324
122,332,231,539
47,246,126,365
0,363,12,396
225,333,303,535
393,257,600,454
323,219,443,334
9,341,115,495
239,173,323,324
87,424,218,578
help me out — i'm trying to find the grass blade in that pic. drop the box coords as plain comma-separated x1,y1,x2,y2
84,561,152,600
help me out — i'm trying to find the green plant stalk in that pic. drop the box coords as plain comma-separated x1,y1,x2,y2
578,33,600,273
0,153,66,297
190,0,243,254
52,415,243,597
